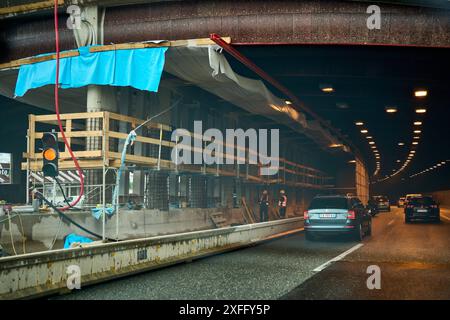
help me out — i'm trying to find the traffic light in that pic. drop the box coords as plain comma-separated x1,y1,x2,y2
42,132,59,177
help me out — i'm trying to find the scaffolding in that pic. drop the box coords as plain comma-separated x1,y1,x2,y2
22,111,334,207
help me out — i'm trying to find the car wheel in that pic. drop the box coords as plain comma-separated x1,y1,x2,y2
305,232,315,241
366,221,372,236
354,224,364,241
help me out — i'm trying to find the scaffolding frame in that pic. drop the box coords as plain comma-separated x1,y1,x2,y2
22,111,334,205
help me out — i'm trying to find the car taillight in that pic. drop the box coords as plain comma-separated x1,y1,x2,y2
303,210,309,219
347,210,356,219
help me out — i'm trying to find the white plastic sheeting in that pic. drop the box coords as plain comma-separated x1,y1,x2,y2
164,46,341,150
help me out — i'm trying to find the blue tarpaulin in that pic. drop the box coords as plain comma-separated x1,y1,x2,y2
15,46,168,97
64,233,93,249
91,206,115,220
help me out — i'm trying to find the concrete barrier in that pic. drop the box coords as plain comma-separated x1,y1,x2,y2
0,207,246,254
0,217,303,299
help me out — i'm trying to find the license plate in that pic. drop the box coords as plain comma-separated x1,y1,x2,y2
417,209,428,213
320,213,336,218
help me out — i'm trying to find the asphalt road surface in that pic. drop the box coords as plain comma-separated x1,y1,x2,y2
55,207,450,300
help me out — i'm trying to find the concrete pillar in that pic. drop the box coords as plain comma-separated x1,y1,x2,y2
75,5,119,204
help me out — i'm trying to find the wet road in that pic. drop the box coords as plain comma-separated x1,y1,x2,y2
283,207,450,300
56,207,450,300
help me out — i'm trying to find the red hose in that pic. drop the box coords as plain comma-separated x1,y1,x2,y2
54,1,84,210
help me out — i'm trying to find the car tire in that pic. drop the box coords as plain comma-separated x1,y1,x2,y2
354,224,364,241
305,232,315,241
366,221,372,236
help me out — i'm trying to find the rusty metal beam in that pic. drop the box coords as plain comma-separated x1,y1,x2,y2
0,0,449,64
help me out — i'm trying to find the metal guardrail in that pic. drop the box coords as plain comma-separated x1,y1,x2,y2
0,217,304,299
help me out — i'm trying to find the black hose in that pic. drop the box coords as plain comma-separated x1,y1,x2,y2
34,191,119,242
55,179,76,209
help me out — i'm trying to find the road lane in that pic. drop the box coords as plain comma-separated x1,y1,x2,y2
282,207,450,300
55,222,361,300
55,206,449,300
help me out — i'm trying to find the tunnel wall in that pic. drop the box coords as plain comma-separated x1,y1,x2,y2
429,190,450,207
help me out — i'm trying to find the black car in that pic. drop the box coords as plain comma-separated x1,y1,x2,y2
373,195,391,212
404,196,440,223
304,195,372,241
367,198,380,216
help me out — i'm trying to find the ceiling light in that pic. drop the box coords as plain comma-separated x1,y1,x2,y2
385,107,398,113
320,84,334,93
371,146,377,149
414,130,421,134
414,136,420,139
412,141,419,145
355,121,364,126
398,142,405,146
414,121,422,125
369,141,375,145
415,108,427,114
285,100,292,105
366,136,373,139
411,151,416,153
329,143,344,148
437,163,442,167
337,103,349,109
396,160,401,163
414,90,427,97
348,160,356,163
360,129,368,134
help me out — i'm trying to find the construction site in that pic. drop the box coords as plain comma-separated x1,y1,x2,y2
0,0,448,301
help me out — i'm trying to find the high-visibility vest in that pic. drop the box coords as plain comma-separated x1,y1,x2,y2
279,195,287,207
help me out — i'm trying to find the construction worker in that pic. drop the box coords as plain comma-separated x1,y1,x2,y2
259,189,269,222
278,189,287,218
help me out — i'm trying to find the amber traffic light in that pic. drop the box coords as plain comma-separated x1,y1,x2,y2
42,132,59,177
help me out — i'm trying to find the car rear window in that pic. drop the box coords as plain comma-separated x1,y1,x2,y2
410,197,434,205
309,197,348,209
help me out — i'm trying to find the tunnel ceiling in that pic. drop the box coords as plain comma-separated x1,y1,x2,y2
225,44,450,184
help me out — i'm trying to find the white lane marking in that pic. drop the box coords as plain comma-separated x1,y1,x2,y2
388,219,395,226
313,243,364,272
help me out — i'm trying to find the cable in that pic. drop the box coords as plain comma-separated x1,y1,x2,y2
7,213,18,255
35,191,119,242
53,1,85,210
112,97,182,212
48,218,63,250
134,98,181,132
16,212,26,254
55,179,75,209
